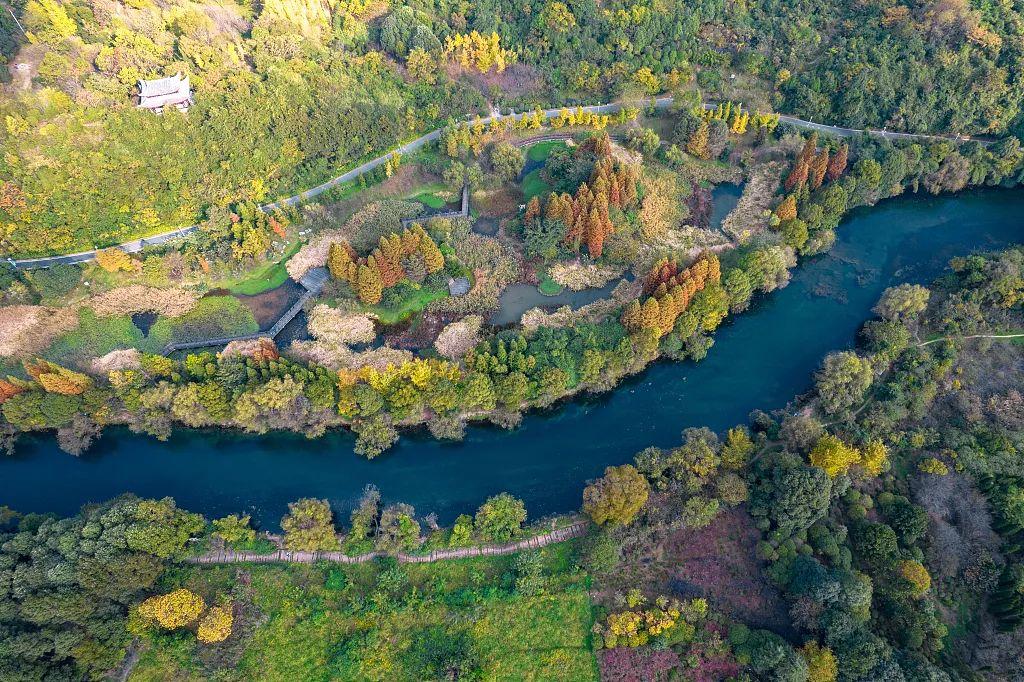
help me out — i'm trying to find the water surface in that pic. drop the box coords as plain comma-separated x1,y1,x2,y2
2,189,1022,528
710,183,743,228
489,277,625,326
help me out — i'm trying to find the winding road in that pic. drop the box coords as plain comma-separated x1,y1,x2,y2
9,97,987,270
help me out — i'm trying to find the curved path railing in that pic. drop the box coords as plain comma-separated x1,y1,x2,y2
11,97,987,269
185,521,588,566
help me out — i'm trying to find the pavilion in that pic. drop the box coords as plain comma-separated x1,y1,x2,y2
136,73,192,113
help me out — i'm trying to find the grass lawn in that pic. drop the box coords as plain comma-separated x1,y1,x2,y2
410,191,446,209
521,169,551,202
527,140,567,163
225,241,303,296
129,542,597,682
538,272,564,296
363,284,449,325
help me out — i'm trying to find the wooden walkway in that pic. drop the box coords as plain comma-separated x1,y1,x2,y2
185,521,588,566
163,267,330,354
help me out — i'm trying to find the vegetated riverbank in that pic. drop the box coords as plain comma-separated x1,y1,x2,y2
2,126,1010,465
3,186,1023,527
7,244,1023,682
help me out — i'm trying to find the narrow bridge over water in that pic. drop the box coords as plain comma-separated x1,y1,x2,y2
162,266,330,354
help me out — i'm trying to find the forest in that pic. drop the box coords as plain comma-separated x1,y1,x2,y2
2,247,1022,680
4,0,1024,255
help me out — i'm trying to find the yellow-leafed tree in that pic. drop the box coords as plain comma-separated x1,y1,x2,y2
95,247,139,273
138,589,206,630
197,605,234,643
25,359,91,395
419,231,445,273
809,434,862,477
357,263,383,305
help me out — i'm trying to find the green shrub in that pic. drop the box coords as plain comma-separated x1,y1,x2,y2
2,391,82,430
28,265,81,301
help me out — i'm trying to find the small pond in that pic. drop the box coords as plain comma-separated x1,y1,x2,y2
709,183,743,229
130,311,158,335
233,280,306,331
489,277,625,326
473,217,500,236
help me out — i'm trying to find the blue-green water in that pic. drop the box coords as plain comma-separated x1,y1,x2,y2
2,189,1022,528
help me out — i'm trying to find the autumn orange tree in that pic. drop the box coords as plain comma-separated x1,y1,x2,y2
810,149,830,189
622,252,722,336
774,195,797,221
784,158,809,192
827,144,849,180
545,137,638,258
0,378,27,404
328,224,445,304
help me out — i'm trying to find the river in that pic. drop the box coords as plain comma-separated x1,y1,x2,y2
2,188,1022,528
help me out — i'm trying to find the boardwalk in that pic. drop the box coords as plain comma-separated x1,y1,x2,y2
186,521,588,566
162,266,329,354
10,97,986,270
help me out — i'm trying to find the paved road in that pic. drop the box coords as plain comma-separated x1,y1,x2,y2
10,96,985,269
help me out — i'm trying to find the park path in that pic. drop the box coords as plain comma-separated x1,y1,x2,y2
11,97,986,269
916,332,1024,346
185,521,588,566
824,332,1024,426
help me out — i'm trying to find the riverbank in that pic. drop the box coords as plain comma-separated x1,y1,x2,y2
4,187,1023,526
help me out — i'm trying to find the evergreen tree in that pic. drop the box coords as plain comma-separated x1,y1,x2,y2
687,120,711,160
357,263,383,305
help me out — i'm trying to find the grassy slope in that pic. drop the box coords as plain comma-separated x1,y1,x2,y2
362,285,449,325
521,170,551,202
225,241,303,296
527,140,567,162
130,543,597,682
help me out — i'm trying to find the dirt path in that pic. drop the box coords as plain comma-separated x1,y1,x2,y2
185,521,589,566
826,332,1024,426
916,332,1024,347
